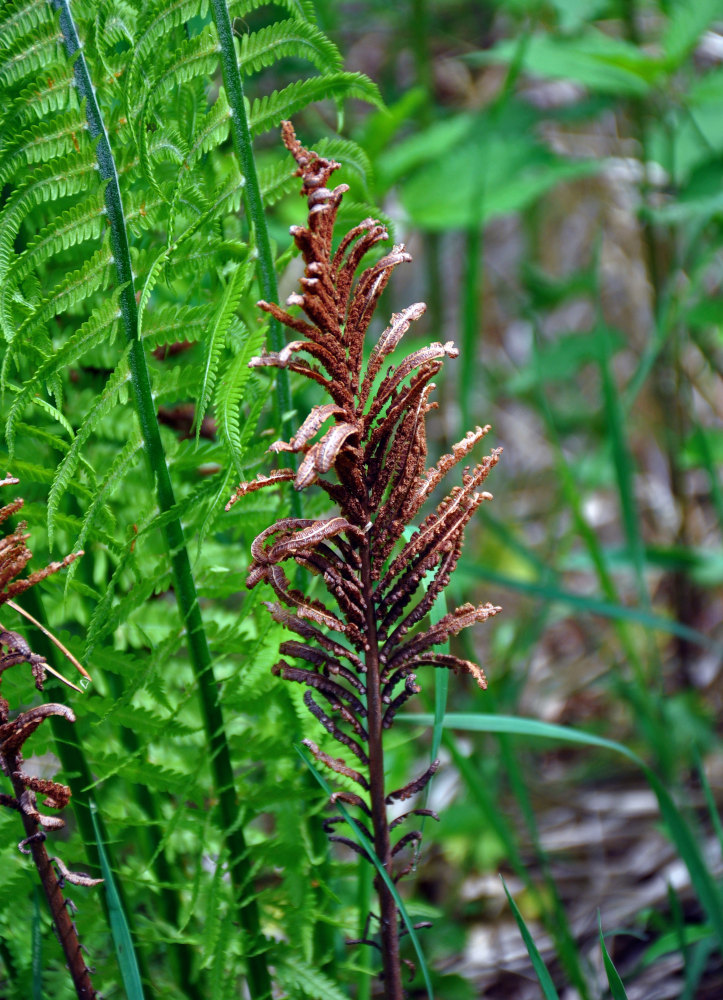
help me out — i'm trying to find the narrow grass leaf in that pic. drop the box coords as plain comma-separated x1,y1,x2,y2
599,325,648,607
401,713,723,956
695,744,723,857
296,745,434,1000
458,563,723,655
31,887,42,1000
89,799,145,1000
501,875,560,1000
598,912,629,1000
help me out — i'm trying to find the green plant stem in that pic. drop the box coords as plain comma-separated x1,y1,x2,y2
461,225,481,434
51,4,271,996
409,0,443,341
210,0,301,514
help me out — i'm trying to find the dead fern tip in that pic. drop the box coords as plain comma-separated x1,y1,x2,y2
229,123,502,998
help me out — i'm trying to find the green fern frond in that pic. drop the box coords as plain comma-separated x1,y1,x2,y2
159,238,252,285
215,350,265,477
196,254,256,444
236,19,343,77
124,188,167,237
0,108,88,187
275,954,351,1000
1,191,107,339
258,159,298,205
167,94,233,223
86,567,166,662
66,431,145,582
249,73,384,136
7,458,96,509
315,136,374,192
0,16,62,89
93,0,137,79
7,296,123,452
141,304,214,351
0,0,53,43
125,0,208,111
28,394,75,441
158,173,246,306
13,424,98,488
0,147,99,280
20,503,122,557
140,27,220,128
46,352,131,543
228,0,315,22
139,126,189,203
17,245,114,340
0,63,76,132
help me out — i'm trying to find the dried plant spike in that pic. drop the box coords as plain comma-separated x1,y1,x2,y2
229,123,501,998
0,479,97,998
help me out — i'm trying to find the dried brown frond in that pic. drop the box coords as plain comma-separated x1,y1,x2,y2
0,480,98,999
228,123,502,999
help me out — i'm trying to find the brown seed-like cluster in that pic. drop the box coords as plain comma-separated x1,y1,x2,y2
228,123,501,996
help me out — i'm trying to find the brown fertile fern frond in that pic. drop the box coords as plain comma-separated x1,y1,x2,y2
0,478,99,1000
228,123,501,998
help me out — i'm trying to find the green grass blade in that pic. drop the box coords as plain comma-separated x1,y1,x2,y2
400,712,641,761
89,799,146,1000
31,888,42,1000
401,713,723,955
296,745,434,1000
599,325,648,607
598,913,629,999
498,734,590,999
501,876,560,1000
458,563,723,655
695,745,723,857
432,668,449,762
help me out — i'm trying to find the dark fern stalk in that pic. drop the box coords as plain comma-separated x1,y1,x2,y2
0,477,100,1000
228,125,502,997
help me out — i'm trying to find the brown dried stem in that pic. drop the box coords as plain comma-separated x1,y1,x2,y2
0,483,98,999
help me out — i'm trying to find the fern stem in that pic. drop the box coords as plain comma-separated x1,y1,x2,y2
360,542,403,1000
210,0,301,518
9,763,97,1000
50,4,271,996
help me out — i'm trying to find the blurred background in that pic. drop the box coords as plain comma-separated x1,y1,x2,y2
282,1,723,996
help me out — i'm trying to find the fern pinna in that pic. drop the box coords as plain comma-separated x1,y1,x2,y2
228,123,502,997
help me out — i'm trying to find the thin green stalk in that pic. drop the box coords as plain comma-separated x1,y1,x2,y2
51,4,271,996
210,0,301,518
409,0,444,342
498,734,591,1000
460,225,481,435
